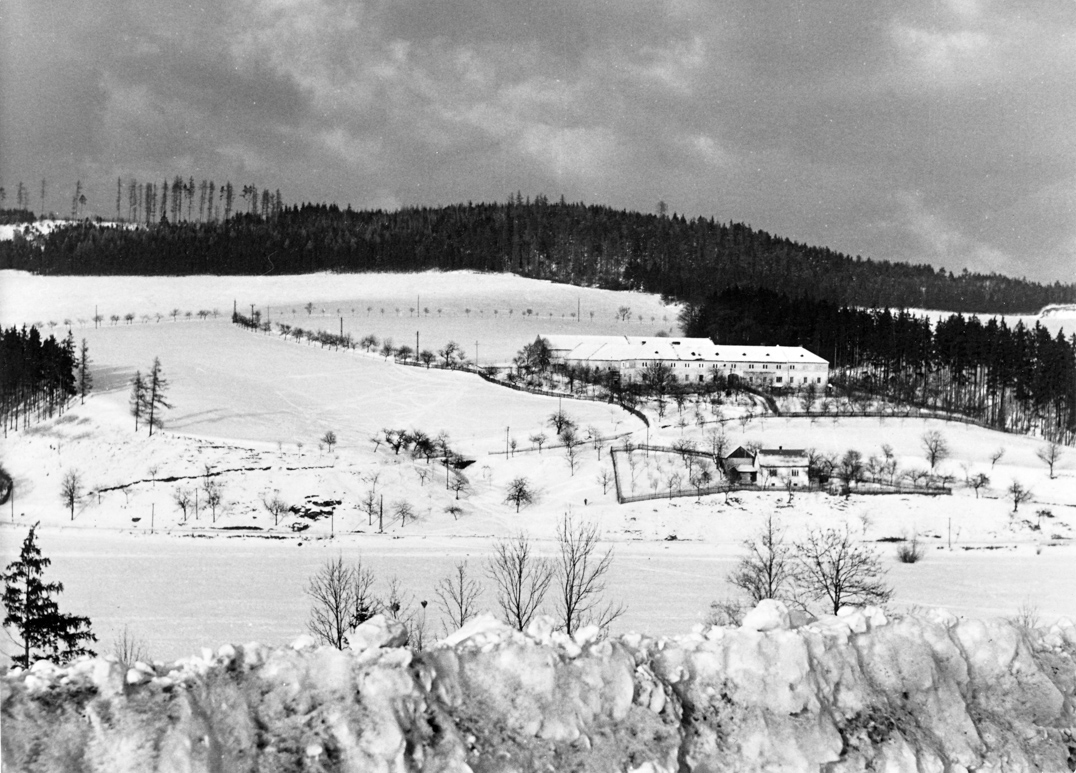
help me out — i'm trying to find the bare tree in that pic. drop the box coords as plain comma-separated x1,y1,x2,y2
1035,442,1063,479
380,576,426,648
435,561,482,632
204,480,223,522
554,515,624,636
487,534,554,631
173,487,193,521
969,472,990,498
448,473,470,500
60,470,82,520
529,432,548,453
596,468,613,495
728,515,796,604
321,430,338,454
305,555,377,649
562,427,583,475
793,526,892,615
504,477,535,512
1008,480,1032,513
706,427,730,463
112,625,150,666
548,408,576,435
921,430,949,472
689,459,715,500
393,499,416,527
261,493,288,526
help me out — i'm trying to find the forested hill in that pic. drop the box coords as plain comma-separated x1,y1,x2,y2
2,199,1074,314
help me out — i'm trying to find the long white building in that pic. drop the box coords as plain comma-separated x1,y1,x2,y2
540,334,829,388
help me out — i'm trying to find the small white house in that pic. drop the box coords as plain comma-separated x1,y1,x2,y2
723,446,809,487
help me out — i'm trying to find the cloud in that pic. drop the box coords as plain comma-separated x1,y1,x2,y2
2,0,1075,282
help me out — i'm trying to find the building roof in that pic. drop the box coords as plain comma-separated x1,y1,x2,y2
539,334,828,365
757,448,808,467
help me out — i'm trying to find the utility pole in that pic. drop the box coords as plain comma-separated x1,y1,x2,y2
506,426,510,456
416,331,419,358
379,495,383,533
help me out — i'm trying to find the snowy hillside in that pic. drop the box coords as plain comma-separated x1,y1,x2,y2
4,607,1075,772
2,270,1075,666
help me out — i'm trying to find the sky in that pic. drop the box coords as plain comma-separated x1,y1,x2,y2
2,0,1075,283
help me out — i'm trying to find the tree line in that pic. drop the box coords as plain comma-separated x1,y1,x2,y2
3,197,1075,313
1,326,89,435
683,287,1076,443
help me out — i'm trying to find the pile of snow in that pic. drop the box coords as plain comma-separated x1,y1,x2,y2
4,606,1075,772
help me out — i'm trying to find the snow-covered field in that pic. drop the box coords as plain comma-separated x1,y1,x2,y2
1,270,1075,664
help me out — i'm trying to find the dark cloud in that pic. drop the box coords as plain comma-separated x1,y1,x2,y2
2,0,1074,282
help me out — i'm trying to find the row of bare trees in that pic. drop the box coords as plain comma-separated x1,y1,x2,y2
727,516,891,617
306,514,623,648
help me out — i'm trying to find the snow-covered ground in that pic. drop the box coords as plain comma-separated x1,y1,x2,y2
1,270,1074,664
5,607,1075,771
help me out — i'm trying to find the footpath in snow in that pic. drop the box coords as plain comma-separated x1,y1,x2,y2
4,603,1076,772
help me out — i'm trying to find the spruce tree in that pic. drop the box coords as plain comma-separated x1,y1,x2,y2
78,338,92,404
130,370,145,431
145,357,171,436
2,523,96,668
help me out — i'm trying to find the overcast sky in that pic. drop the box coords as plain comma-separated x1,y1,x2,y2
2,0,1075,282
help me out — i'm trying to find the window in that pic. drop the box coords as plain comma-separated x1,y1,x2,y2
776,364,782,370
791,469,799,477
817,377,822,383
775,377,782,383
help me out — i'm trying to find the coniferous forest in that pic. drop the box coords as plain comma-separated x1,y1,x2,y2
1,326,78,435
2,197,1076,314
1,196,1074,442
682,287,1076,443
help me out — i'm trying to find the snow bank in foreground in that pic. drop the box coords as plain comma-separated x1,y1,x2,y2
4,606,1076,772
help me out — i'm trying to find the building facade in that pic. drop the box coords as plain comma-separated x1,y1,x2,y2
541,335,829,389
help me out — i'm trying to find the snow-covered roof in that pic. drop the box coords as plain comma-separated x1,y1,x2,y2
757,448,808,467
540,334,828,365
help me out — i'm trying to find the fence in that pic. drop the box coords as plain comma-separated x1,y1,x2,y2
486,430,635,457
474,370,650,427
607,447,951,504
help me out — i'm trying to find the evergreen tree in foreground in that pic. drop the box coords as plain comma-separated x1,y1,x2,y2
2,523,96,668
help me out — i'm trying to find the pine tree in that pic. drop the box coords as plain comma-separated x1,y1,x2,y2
145,357,172,436
130,370,145,431
2,523,97,668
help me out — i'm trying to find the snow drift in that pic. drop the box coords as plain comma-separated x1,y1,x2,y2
3,605,1075,772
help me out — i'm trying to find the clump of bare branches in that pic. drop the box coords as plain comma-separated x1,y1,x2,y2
435,561,482,633
727,515,796,604
305,555,377,649
554,514,625,636
487,534,553,631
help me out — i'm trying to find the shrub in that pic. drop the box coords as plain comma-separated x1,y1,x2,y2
895,535,925,564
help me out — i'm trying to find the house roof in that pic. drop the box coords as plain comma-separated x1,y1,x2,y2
726,446,755,459
757,448,808,467
539,334,828,365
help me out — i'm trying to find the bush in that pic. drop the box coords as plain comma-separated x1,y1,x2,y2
896,536,925,564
